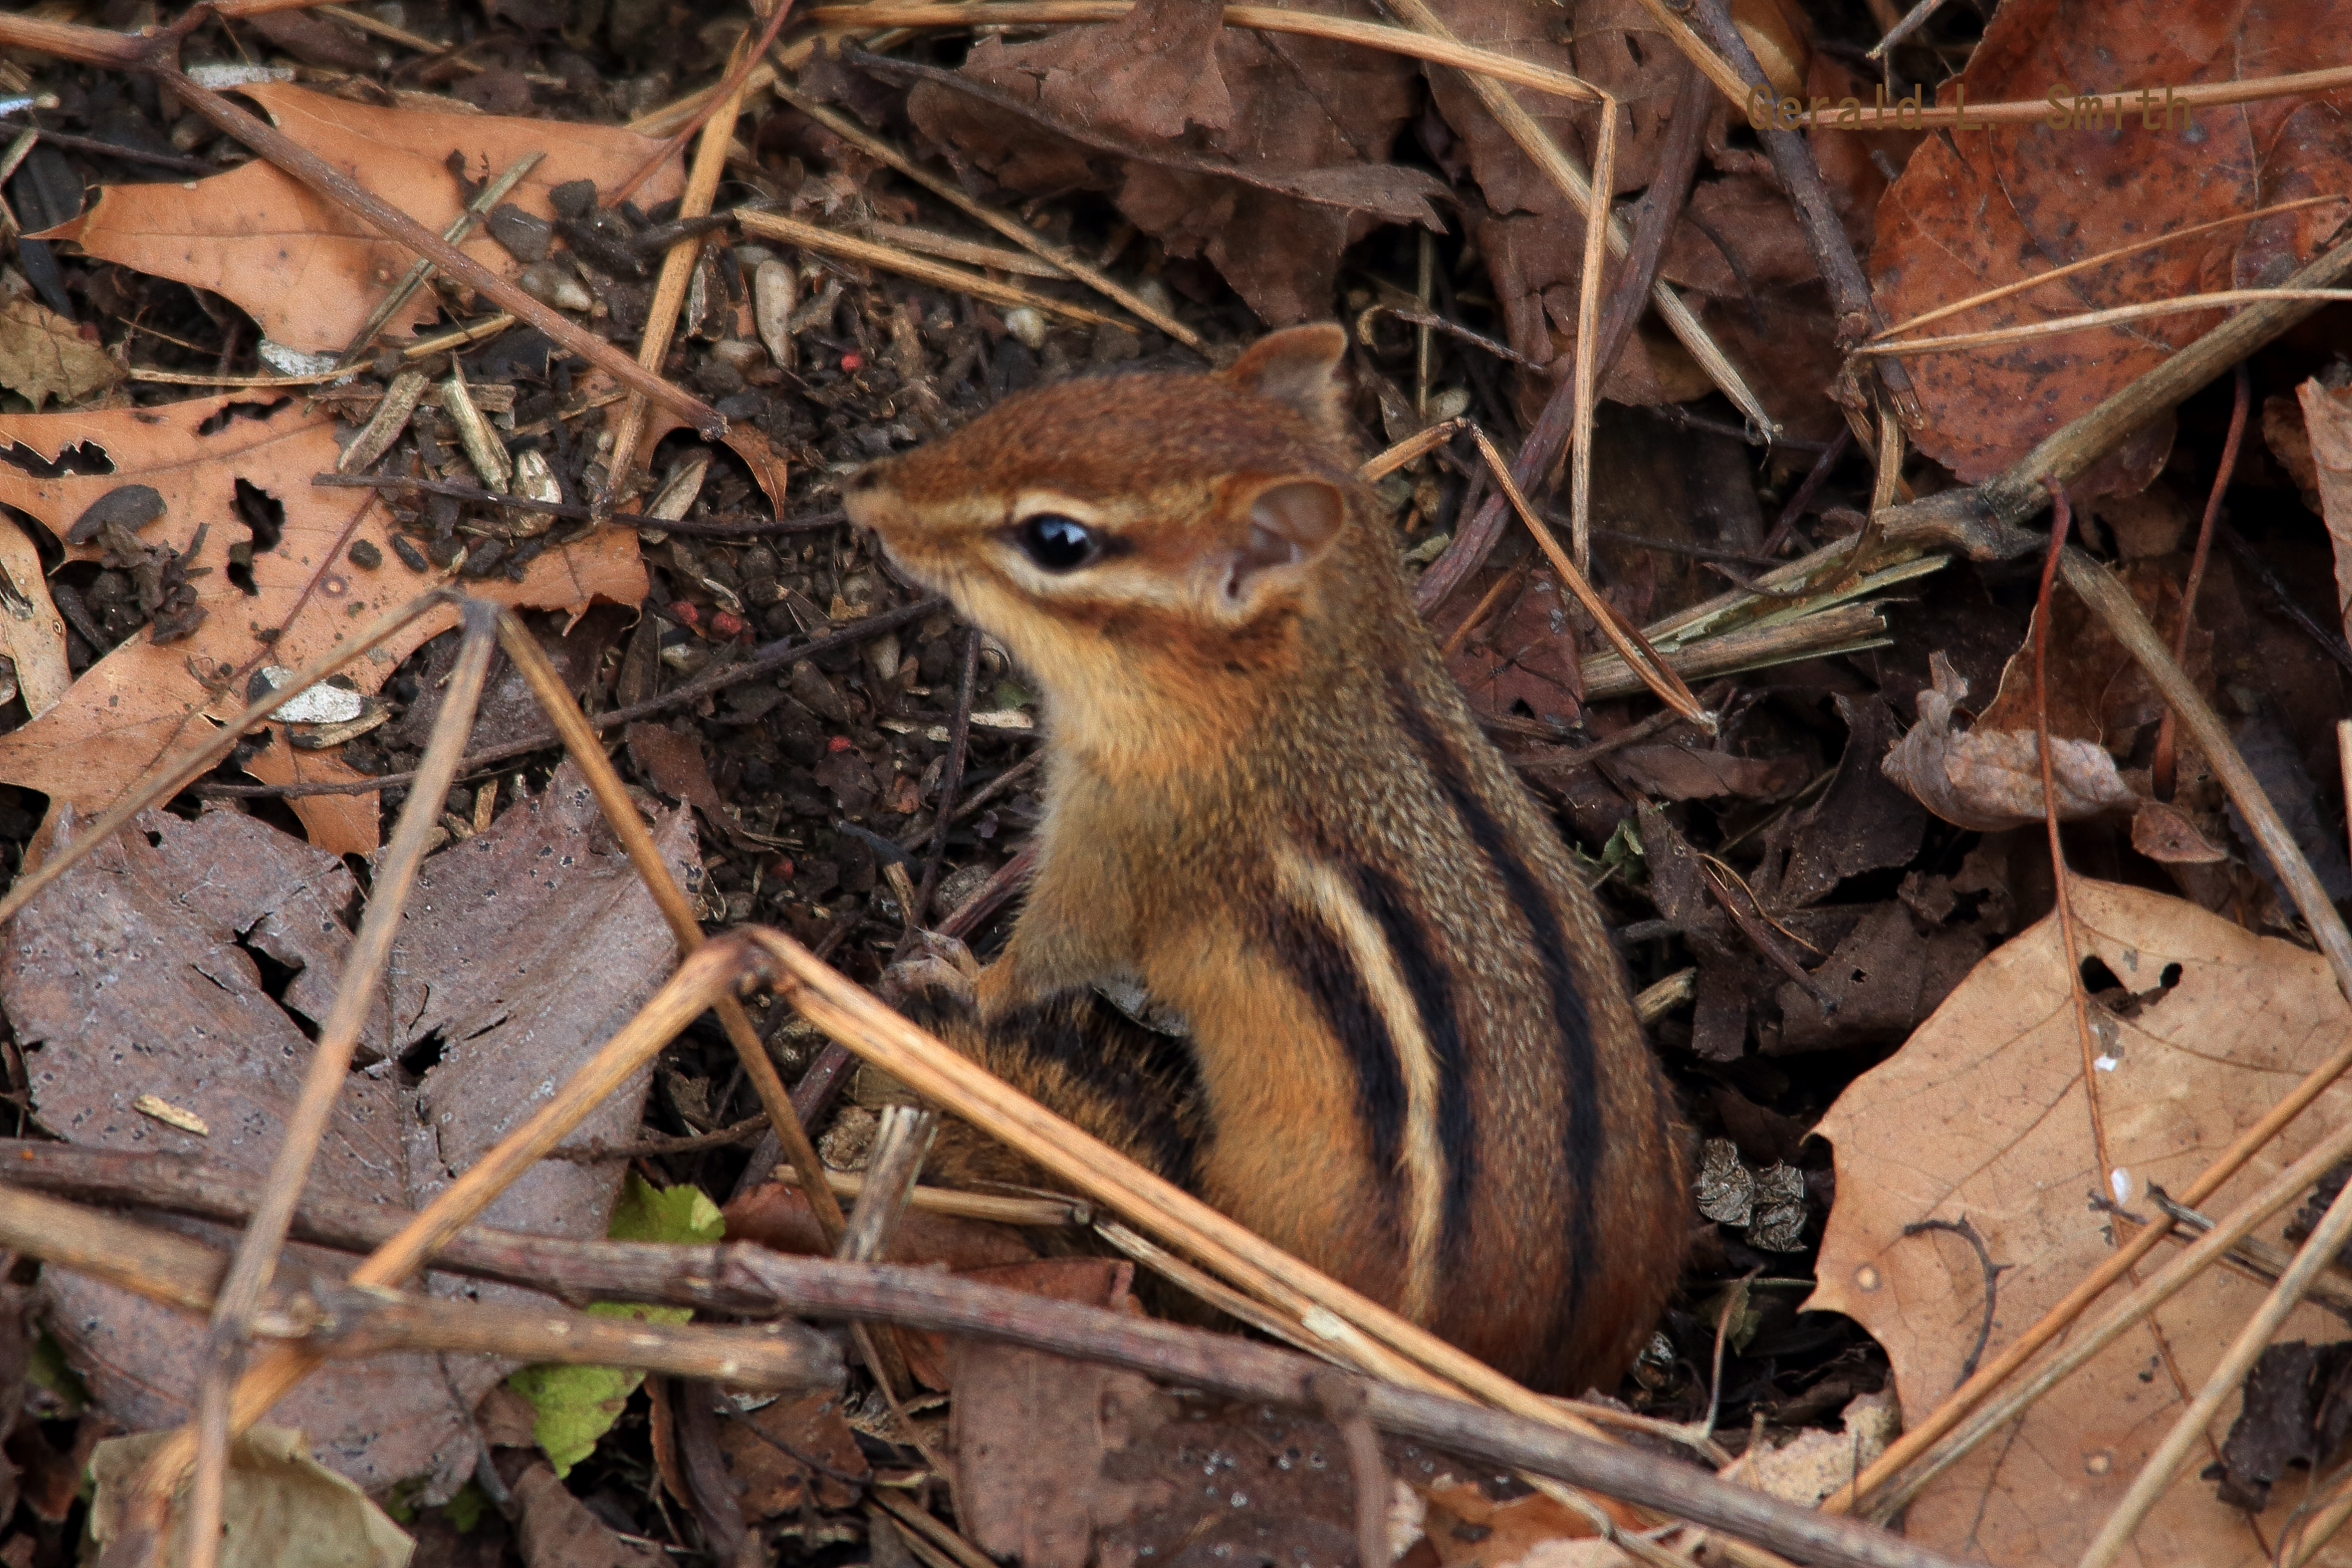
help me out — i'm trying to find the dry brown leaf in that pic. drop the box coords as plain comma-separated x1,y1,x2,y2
1723,1390,1898,1507
1419,1477,1599,1567
715,1391,868,1518
627,720,757,851
5,770,691,1497
1882,651,2139,831
904,0,1426,324
0,516,69,721
511,1460,661,1568
241,732,387,857
88,1426,412,1568
46,83,682,353
2129,797,2227,864
1810,879,2352,1567
1772,901,1985,1053
2296,375,2352,644
0,393,644,845
0,294,123,412
1610,742,1807,802
1868,0,2352,488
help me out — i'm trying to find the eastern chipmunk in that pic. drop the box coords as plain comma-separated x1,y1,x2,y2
844,325,1687,1392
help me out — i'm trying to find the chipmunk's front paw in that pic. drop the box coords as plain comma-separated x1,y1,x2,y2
876,931,981,1012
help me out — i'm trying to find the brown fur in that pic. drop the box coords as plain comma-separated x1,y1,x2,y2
845,327,1688,1391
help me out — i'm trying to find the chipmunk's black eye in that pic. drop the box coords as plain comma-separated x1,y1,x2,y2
1014,513,1101,573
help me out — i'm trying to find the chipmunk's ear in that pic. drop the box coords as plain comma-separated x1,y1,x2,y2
1223,324,1349,436
1205,475,1346,616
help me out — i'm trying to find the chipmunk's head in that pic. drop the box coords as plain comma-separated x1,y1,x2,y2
845,325,1370,735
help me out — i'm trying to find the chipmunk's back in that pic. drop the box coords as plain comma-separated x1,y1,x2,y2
847,325,1688,1391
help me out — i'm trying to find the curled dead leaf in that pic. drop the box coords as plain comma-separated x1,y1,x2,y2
1881,651,2137,831
0,294,124,412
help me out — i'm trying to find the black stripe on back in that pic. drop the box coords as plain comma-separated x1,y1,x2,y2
1263,898,1407,1227
1348,862,1478,1254
1392,686,1602,1312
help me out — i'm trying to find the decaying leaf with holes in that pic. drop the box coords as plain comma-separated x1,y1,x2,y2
1809,879,2352,1567
40,83,682,354
1,768,692,1499
0,392,644,853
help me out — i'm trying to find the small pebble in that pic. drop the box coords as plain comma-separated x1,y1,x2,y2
485,202,552,263
1004,305,1047,350
516,259,592,312
754,258,797,367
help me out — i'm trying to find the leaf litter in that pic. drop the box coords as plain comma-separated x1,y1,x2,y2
0,761,693,1498
0,0,2351,1561
1812,879,2352,1567
0,393,645,852
45,83,684,356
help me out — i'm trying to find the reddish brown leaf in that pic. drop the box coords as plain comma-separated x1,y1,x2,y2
1868,0,2352,488
905,0,1425,324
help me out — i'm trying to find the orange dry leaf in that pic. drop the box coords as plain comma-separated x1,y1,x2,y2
0,392,645,851
1811,879,2352,1567
45,83,683,353
240,737,385,858
1868,0,2352,490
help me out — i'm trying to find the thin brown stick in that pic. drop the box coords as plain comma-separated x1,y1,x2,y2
1853,289,2352,356
608,0,797,207
163,600,501,1568
2032,485,2113,1188
602,16,764,504
1312,1372,1395,1568
1368,0,1768,434
1566,90,1617,571
0,587,459,929
0,1184,839,1390
835,1105,935,1400
198,597,945,800
1588,60,1713,392
146,63,720,435
333,151,543,371
1469,427,1711,727
803,1,1607,100
1676,0,1911,428
1437,564,1526,658
770,81,1202,351
1612,0,2352,132
1579,603,1893,700
2151,361,2247,799
2058,548,2352,989
738,208,1123,328
490,613,849,1254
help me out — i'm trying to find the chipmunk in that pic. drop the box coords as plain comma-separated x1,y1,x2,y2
843,325,1687,1392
